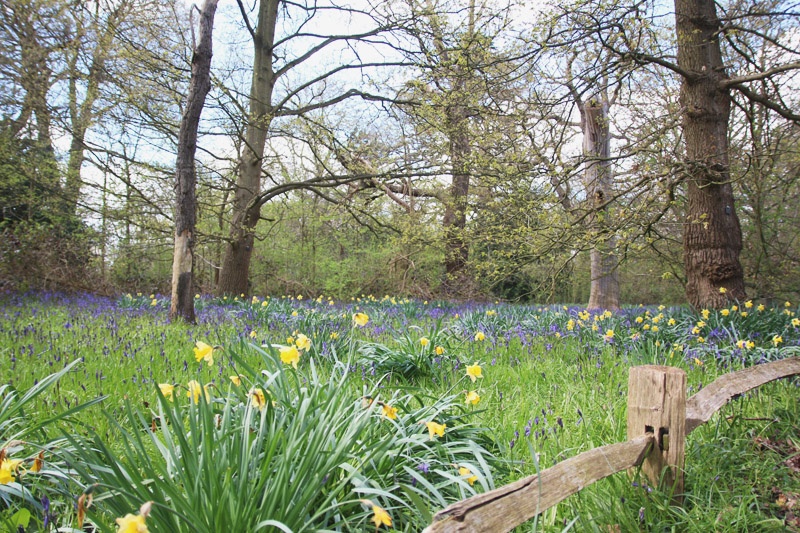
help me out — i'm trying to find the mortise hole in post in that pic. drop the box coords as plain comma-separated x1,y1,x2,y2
658,427,670,451
645,425,654,435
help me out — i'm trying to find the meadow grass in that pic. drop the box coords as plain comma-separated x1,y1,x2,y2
1,292,799,531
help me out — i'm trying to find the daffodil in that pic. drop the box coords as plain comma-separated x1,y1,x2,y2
721,309,730,316
435,345,444,355
353,313,369,327
280,345,300,369
758,304,765,311
458,466,478,486
251,388,267,410
116,513,148,533
186,380,210,404
474,331,485,341
249,331,257,338
694,357,703,366
668,318,676,326
420,337,430,347
425,421,446,439
31,451,44,473
158,383,175,401
370,504,392,528
465,391,480,405
773,335,783,347
466,363,483,382
603,329,614,342
0,458,22,484
230,375,242,386
295,333,311,351
381,404,398,420
193,341,214,366
719,287,727,294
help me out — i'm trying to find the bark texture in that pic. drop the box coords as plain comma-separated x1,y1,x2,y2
581,99,620,310
170,0,219,323
675,0,746,309
217,0,279,296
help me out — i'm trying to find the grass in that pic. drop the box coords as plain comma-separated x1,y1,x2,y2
1,291,799,531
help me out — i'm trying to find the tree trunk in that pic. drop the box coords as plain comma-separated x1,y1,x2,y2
170,0,219,323
581,99,620,310
216,0,279,297
675,0,746,309
441,104,471,294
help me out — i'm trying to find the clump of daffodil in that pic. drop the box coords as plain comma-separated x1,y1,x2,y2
466,363,483,383
193,341,214,366
353,312,369,327
424,421,446,439
280,345,300,369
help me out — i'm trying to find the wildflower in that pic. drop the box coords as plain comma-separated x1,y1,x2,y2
786,301,792,308
420,337,430,347
291,311,298,317
651,325,659,332
330,332,339,340
691,327,700,335
367,502,392,529
465,391,480,405
721,309,729,316
435,345,444,355
150,299,157,307
697,321,706,327
261,301,268,307
758,304,765,311
474,331,485,341
458,466,478,486
193,341,214,366
740,312,747,317
466,363,483,382
604,329,614,342
773,335,783,347
643,324,650,330
0,458,22,484
425,421,446,439
353,313,369,327
792,318,800,327
286,336,295,345
719,287,727,294
731,305,738,311
295,334,311,351
694,358,703,366
381,404,398,420
746,340,755,349
745,300,753,308
249,331,257,338
186,380,210,404
697,336,705,343
635,316,643,324
280,345,300,369
230,375,242,386
668,318,676,326
115,513,148,533
251,388,267,410
158,383,175,401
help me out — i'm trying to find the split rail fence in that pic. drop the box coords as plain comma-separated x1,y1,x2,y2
423,356,800,533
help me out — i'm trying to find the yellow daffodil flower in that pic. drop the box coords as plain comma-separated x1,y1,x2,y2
158,383,175,401
230,375,242,386
668,318,676,326
295,334,311,351
425,421,446,439
251,388,267,410
249,331,257,338
466,363,483,382
604,329,614,342
745,300,753,308
721,309,729,316
420,337,430,347
353,313,369,327
694,358,703,366
370,503,392,528
465,391,480,405
458,466,478,486
382,404,398,420
474,331,485,341
116,513,148,533
719,287,727,293
435,345,444,355
0,458,22,485
193,341,214,366
773,335,783,347
280,345,300,369
186,380,210,404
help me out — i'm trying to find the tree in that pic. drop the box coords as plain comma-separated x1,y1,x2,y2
170,0,219,323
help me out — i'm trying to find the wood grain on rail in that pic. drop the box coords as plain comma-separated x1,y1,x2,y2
423,433,655,533
685,356,800,434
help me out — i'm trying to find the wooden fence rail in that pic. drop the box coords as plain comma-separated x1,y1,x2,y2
423,356,800,533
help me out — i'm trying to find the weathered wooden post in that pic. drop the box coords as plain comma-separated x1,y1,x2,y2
627,365,686,502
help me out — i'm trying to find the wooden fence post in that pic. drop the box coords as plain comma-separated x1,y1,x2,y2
627,365,686,502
